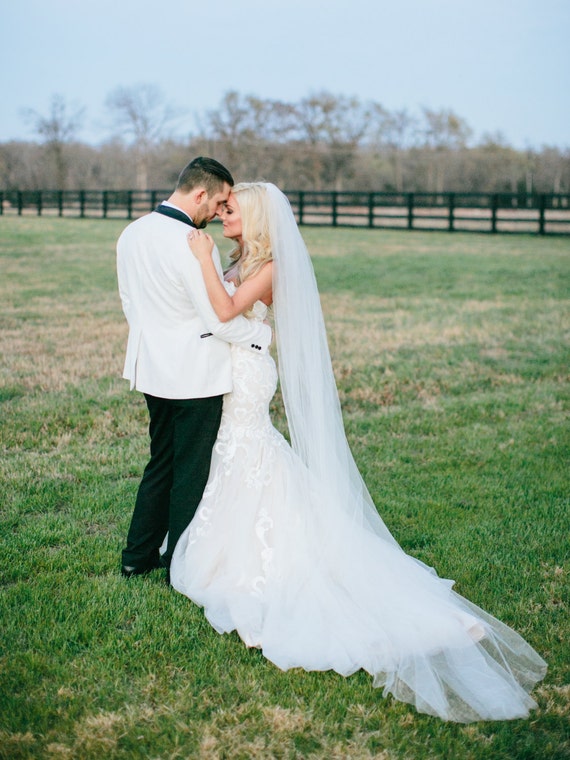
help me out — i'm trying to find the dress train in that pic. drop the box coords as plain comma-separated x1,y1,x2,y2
171,304,546,722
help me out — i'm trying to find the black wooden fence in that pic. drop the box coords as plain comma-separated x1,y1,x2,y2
2,189,570,235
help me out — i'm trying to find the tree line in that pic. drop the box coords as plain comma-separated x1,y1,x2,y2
1,87,568,195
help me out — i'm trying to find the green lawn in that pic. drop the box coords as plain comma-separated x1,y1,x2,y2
0,217,569,759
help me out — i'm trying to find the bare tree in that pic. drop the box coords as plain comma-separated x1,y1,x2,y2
367,106,418,191
295,92,370,190
420,108,472,193
105,84,182,189
199,91,253,176
5,90,569,195
0,142,44,190
473,133,527,193
246,97,297,144
534,147,569,194
199,92,299,182
21,94,85,189
203,91,252,144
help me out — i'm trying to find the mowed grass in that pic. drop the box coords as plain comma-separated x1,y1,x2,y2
0,217,569,759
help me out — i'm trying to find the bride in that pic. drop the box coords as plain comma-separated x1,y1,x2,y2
170,182,546,722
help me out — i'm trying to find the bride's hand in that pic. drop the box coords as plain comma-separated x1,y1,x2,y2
187,230,214,262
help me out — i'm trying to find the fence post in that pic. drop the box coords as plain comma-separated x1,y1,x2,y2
17,191,23,216
298,192,304,225
407,193,414,230
491,194,498,233
58,191,64,217
0,191,3,215
448,193,455,231
79,190,85,218
538,194,546,235
332,192,338,227
37,191,42,216
151,190,157,211
127,191,133,219
102,191,108,219
368,193,374,228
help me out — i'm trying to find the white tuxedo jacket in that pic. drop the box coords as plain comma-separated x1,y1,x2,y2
117,209,272,399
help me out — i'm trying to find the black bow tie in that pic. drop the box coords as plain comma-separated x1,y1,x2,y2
153,204,198,228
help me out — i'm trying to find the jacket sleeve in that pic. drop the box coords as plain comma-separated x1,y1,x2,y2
181,245,272,354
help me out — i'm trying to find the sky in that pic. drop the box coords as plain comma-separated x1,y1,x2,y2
1,0,569,150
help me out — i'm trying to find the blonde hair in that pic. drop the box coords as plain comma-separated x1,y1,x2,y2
226,183,273,285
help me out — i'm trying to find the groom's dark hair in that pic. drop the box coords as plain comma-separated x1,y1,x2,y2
176,157,234,195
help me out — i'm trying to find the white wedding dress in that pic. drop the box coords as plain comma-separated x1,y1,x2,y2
170,297,546,723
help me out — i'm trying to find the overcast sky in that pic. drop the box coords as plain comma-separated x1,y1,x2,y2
1,0,569,149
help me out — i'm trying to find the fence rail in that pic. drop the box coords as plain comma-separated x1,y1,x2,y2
2,189,570,235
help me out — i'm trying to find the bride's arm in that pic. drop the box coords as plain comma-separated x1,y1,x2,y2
188,230,272,321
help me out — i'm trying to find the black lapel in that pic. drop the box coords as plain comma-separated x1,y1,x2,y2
153,204,197,228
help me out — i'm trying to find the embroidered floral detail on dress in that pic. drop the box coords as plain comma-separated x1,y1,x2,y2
186,302,285,558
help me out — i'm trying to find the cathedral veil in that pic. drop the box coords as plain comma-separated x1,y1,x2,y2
265,183,400,550
171,182,547,723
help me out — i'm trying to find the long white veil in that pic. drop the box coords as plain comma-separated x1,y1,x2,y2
265,183,400,548
173,182,546,723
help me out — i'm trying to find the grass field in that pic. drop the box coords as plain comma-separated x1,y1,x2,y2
0,217,569,759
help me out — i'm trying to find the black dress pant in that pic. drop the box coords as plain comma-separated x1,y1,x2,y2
122,393,223,570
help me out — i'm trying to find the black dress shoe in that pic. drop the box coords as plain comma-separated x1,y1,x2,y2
121,558,161,578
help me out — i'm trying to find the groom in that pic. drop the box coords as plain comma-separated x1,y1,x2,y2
117,156,272,580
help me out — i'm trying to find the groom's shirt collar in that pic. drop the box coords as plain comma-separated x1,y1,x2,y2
160,201,194,225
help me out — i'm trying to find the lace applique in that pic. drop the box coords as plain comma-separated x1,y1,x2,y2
215,345,286,488
186,312,285,556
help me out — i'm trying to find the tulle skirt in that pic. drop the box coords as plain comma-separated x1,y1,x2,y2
171,347,546,722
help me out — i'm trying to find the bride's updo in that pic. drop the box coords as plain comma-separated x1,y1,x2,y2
227,183,273,284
